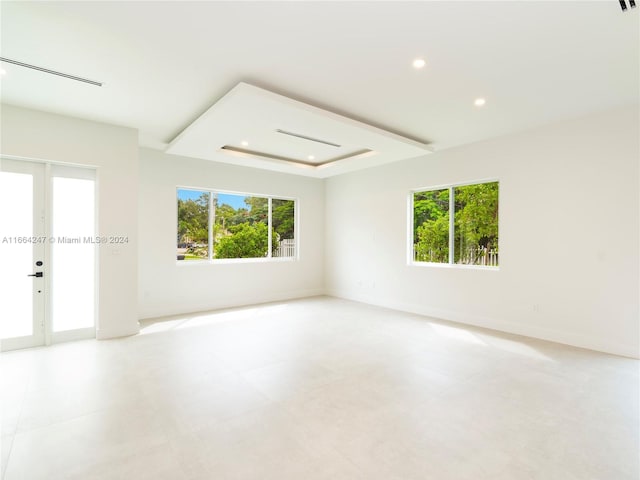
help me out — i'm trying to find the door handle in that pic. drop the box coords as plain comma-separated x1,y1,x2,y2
28,272,43,278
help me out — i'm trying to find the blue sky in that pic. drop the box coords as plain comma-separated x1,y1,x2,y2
218,193,247,210
177,189,247,210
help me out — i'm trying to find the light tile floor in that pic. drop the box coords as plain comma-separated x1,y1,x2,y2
1,297,638,479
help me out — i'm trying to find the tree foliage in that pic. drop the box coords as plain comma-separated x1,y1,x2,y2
215,222,269,259
178,192,295,259
413,188,449,239
414,182,498,264
177,193,209,244
413,189,449,262
415,215,450,263
272,199,295,239
453,183,499,263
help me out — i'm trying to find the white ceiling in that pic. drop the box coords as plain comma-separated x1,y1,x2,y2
1,1,638,176
166,82,432,177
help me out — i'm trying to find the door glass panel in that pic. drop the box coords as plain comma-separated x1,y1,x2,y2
0,172,34,339
51,177,95,332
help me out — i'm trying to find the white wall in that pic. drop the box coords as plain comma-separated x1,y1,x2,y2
0,104,139,339
325,106,639,358
138,148,325,319
3,103,636,358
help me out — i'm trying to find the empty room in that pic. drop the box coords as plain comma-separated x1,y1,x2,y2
0,1,638,479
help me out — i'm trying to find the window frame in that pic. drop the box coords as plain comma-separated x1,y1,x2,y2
176,186,298,264
409,178,499,269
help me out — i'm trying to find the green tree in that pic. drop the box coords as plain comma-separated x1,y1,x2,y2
244,196,268,225
215,203,236,230
413,183,498,264
272,199,295,239
413,189,449,241
453,182,498,263
413,189,449,262
214,222,269,259
415,215,449,262
177,192,209,244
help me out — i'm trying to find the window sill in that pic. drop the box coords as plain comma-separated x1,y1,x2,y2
176,257,297,266
410,261,499,271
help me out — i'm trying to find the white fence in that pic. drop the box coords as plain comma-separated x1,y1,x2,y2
414,246,498,266
274,238,295,258
459,246,498,266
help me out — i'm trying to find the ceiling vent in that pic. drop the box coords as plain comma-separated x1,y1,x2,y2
166,82,432,178
0,57,103,86
275,129,342,148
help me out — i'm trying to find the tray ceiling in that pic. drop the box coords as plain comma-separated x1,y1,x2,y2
1,1,637,177
166,83,432,178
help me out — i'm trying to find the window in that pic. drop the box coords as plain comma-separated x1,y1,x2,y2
177,189,210,260
177,189,296,261
412,181,498,267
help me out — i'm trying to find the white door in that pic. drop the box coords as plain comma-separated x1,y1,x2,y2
0,160,46,350
0,159,97,351
49,165,97,344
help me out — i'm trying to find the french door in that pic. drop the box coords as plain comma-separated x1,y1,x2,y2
0,159,97,351
0,160,46,350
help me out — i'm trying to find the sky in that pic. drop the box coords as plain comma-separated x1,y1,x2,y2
177,189,247,210
218,193,247,210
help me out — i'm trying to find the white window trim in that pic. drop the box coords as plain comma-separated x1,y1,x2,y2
408,178,500,270
176,186,298,264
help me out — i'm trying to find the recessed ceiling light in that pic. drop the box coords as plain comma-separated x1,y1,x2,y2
474,98,486,107
241,140,249,147
308,155,315,161
412,58,426,69
0,68,6,76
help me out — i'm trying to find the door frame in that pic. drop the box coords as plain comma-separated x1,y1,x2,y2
0,159,47,350
48,163,98,346
0,157,98,351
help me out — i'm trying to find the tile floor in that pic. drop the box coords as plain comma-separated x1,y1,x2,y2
1,297,638,479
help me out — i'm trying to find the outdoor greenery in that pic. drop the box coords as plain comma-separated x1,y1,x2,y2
272,199,295,240
413,182,498,265
177,192,209,246
177,191,295,260
414,188,450,263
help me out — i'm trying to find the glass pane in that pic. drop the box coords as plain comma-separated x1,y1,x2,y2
272,199,295,258
413,189,450,263
454,182,499,266
51,177,95,332
214,194,268,259
0,172,34,339
177,189,209,260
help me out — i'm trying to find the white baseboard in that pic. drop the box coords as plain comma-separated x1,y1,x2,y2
325,289,639,359
96,322,140,340
138,288,326,322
